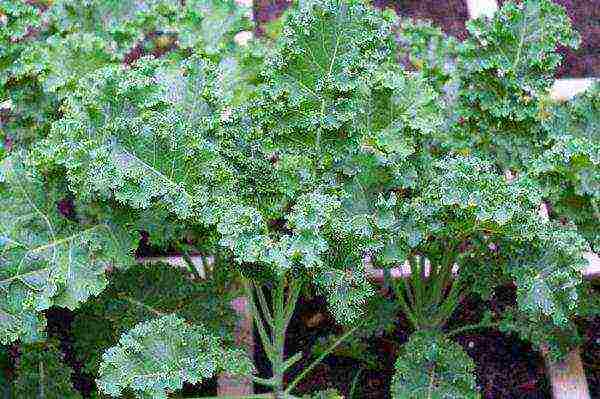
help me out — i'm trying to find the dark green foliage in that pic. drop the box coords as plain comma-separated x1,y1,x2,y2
9,340,82,399
391,331,479,398
71,262,240,375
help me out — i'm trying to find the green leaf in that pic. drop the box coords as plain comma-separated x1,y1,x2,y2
23,32,115,95
425,156,541,225
537,82,599,195
535,83,599,249
41,56,238,220
253,0,399,159
49,0,251,57
0,153,131,344
499,307,581,363
456,0,580,170
396,18,459,91
97,314,254,399
72,262,239,375
508,223,588,326
314,265,375,325
11,340,82,399
391,331,480,399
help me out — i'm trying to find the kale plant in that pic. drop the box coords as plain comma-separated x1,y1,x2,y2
0,0,598,398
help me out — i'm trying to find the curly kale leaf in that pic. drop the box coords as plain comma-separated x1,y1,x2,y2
535,82,599,249
97,314,254,399
0,1,44,85
396,18,459,93
538,82,599,195
0,1,58,154
499,306,582,363
375,155,588,326
19,32,115,96
384,156,543,252
1,0,253,158
0,153,132,344
391,331,479,399
10,340,82,399
49,0,252,57
216,188,378,324
254,0,398,158
72,262,239,375
421,157,588,326
455,0,580,170
507,222,588,327
314,264,375,325
423,156,542,226
40,56,240,220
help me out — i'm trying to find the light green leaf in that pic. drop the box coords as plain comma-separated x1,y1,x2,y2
0,153,130,344
97,314,254,399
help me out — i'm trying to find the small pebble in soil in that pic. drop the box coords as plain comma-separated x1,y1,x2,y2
302,312,326,328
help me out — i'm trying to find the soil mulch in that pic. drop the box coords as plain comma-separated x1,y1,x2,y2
581,315,600,398
375,0,470,40
1,285,597,398
253,288,554,398
581,282,600,398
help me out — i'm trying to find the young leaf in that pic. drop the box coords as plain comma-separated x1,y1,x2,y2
253,0,399,159
391,331,479,399
97,314,254,399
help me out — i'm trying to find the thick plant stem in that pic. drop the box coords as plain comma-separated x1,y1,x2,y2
391,277,419,330
271,278,287,393
393,252,464,331
243,275,302,397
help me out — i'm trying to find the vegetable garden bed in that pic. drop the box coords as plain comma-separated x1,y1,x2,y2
1,0,598,398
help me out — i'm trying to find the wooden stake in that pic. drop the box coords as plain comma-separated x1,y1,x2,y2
550,79,597,101
542,346,591,399
465,0,498,19
218,296,255,396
